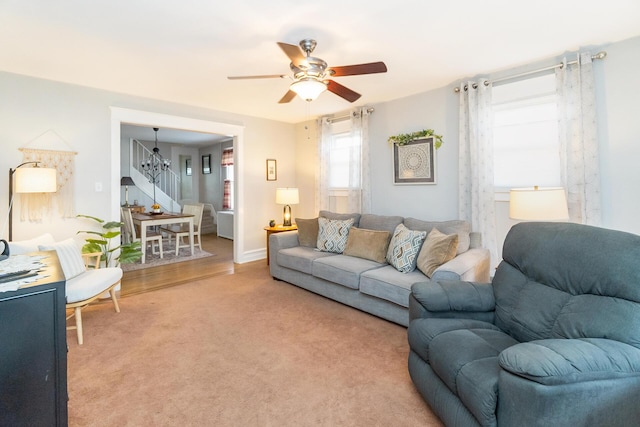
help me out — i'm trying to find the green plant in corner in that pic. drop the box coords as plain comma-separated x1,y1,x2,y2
387,129,444,149
76,214,142,267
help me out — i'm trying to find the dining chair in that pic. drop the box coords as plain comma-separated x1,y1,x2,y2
38,238,123,345
161,203,204,255
121,207,163,258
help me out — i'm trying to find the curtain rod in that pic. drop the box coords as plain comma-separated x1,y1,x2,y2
453,51,607,93
326,107,375,123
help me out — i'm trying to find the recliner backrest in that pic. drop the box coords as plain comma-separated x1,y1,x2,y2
493,222,640,348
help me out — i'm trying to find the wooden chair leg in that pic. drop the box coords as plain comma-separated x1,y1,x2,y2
75,307,83,345
110,288,121,313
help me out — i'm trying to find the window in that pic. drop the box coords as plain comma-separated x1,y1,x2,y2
328,119,360,190
492,74,560,189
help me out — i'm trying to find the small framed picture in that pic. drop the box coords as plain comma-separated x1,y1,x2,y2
202,154,211,174
185,158,192,176
266,159,277,181
393,137,436,185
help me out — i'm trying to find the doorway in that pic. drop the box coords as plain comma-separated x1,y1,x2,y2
110,107,244,263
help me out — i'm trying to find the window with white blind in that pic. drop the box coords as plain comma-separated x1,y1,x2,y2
492,74,561,190
328,119,360,191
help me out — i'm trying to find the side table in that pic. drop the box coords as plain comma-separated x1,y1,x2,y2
264,224,298,265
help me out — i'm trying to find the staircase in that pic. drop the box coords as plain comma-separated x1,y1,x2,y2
128,139,181,212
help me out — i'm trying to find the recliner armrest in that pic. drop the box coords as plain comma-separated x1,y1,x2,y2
499,338,640,385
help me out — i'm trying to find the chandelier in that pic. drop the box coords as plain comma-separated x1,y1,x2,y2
141,127,171,204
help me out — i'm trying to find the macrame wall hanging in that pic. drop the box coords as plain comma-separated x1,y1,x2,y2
18,130,77,222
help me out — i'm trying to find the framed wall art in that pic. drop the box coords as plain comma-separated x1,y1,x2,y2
392,137,436,185
266,159,277,181
202,154,211,174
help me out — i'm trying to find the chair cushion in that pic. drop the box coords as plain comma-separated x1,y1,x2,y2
39,238,86,280
10,233,55,255
66,267,123,302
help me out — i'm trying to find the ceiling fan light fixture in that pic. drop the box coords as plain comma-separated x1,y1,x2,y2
290,78,327,101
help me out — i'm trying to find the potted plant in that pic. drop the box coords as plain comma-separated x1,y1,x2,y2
77,214,142,267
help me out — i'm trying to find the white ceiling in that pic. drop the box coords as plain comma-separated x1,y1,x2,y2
1,0,639,124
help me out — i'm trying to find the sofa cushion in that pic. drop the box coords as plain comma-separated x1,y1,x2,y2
386,223,427,273
319,210,361,227
403,218,471,254
295,217,319,247
416,228,459,278
343,227,390,263
317,217,354,253
358,214,404,236
360,265,428,307
277,246,335,275
312,255,385,290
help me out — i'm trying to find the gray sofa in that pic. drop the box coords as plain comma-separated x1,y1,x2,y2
269,211,490,326
408,222,640,426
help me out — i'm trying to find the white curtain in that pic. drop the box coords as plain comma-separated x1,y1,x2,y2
458,81,499,268
316,116,332,212
349,107,371,214
316,107,371,214
556,53,601,225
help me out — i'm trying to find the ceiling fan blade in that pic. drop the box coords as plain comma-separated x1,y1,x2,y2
277,42,306,67
278,90,297,104
227,74,287,80
326,80,361,103
328,62,387,77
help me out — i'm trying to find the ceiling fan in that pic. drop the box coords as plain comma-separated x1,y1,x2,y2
227,39,387,103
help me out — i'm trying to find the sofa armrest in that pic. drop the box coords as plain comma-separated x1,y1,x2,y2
432,248,491,282
268,230,300,265
499,338,640,385
409,280,495,322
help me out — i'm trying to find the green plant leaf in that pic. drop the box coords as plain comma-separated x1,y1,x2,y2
388,129,444,149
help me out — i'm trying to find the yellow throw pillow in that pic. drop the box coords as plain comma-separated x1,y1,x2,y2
416,228,459,278
343,227,390,263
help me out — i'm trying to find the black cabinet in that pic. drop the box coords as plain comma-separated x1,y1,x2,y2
0,252,67,426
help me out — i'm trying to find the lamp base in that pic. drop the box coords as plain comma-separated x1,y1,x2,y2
283,205,292,227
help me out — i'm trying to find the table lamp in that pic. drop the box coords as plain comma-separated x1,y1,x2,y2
120,176,135,206
509,186,569,221
275,188,299,227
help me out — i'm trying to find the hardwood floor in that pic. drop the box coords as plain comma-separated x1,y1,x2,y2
121,233,266,297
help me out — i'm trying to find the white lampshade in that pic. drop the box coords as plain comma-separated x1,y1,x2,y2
276,188,299,205
290,78,327,101
509,186,569,221
15,167,57,193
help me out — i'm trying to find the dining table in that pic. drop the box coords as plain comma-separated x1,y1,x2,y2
131,211,195,264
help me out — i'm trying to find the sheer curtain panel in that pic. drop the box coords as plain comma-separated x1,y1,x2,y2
458,81,499,268
556,52,601,225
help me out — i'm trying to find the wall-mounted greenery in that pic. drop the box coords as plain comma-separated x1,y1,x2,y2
388,129,443,149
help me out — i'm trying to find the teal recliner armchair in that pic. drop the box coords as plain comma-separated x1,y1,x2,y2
408,222,640,426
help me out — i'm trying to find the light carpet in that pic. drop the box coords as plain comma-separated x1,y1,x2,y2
67,267,442,426
121,242,214,272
